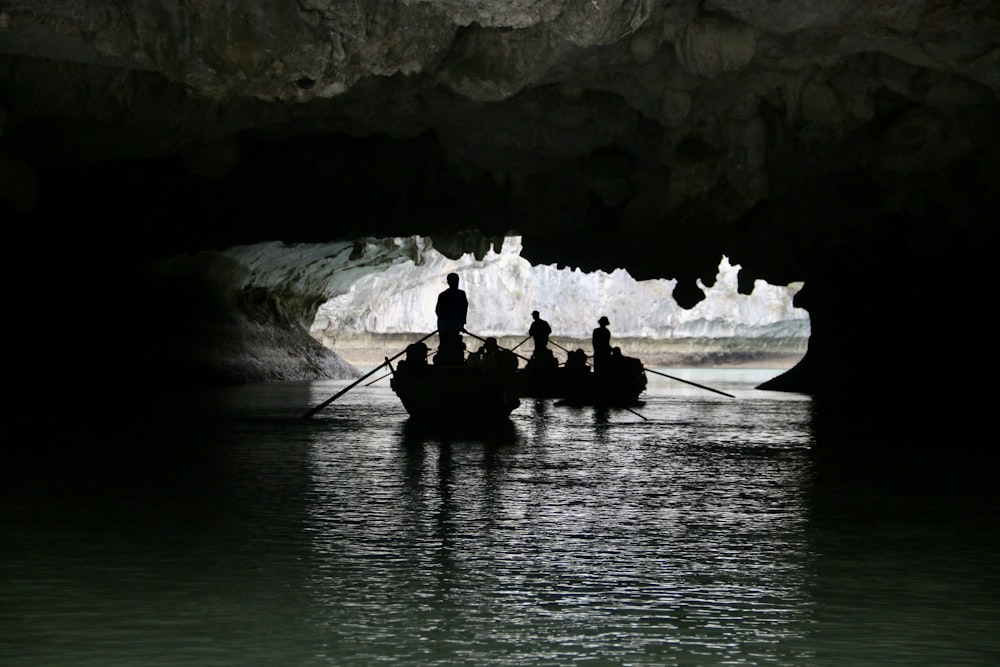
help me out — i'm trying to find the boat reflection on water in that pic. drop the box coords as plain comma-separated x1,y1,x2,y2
397,414,519,447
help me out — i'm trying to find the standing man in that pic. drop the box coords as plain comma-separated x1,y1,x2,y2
528,310,552,351
435,272,468,365
592,315,611,373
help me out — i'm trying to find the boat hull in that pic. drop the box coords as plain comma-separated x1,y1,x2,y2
391,366,521,423
515,363,647,407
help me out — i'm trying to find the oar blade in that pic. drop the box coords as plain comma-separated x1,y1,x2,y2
645,368,735,398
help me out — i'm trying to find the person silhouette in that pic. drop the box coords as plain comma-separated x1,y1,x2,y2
470,336,500,369
398,341,430,374
435,272,469,365
592,315,611,373
528,310,552,351
468,337,518,373
565,348,589,376
526,346,558,372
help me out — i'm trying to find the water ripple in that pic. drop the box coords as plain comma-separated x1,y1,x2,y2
3,374,998,665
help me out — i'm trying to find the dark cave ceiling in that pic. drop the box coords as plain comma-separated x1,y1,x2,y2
3,1,998,287
1,1,998,415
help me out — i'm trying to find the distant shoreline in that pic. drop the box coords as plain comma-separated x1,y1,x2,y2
326,333,807,369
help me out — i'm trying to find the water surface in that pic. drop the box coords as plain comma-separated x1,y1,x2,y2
3,369,998,666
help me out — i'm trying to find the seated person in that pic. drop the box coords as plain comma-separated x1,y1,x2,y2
433,338,466,366
526,346,558,373
468,337,518,373
398,342,430,373
467,337,501,370
564,348,590,376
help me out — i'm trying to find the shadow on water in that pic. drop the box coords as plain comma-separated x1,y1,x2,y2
805,388,999,522
7,375,1000,665
807,391,995,473
2,381,323,509
397,416,520,448
801,394,1000,664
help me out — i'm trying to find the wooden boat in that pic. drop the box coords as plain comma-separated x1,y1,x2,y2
303,332,729,425
303,333,730,424
515,348,648,407
389,340,521,423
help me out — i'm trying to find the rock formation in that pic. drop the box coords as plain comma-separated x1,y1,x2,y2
2,1,997,437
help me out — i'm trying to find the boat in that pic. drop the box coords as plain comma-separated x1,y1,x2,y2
303,333,728,424
515,347,648,407
304,333,728,426
389,340,521,423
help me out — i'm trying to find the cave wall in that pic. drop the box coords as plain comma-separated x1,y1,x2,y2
2,1,999,429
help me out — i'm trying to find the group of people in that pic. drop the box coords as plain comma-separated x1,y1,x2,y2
430,271,622,373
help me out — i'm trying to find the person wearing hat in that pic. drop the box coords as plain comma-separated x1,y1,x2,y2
592,315,611,373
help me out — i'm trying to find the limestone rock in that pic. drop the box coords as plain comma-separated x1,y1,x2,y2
2,0,998,416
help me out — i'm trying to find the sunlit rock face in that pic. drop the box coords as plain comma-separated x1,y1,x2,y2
131,236,804,386
309,236,808,340
2,1,998,422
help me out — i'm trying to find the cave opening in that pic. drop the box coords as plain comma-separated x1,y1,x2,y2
302,236,810,373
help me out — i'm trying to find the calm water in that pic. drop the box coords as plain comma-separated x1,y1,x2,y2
3,369,999,666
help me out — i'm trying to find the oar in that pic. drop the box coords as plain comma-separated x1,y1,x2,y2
549,339,572,354
464,330,532,364
645,367,735,398
510,336,531,352
302,330,438,418
365,370,393,386
552,338,726,399
624,406,647,420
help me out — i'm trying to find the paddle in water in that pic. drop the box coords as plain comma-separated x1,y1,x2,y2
644,367,735,398
302,330,438,418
